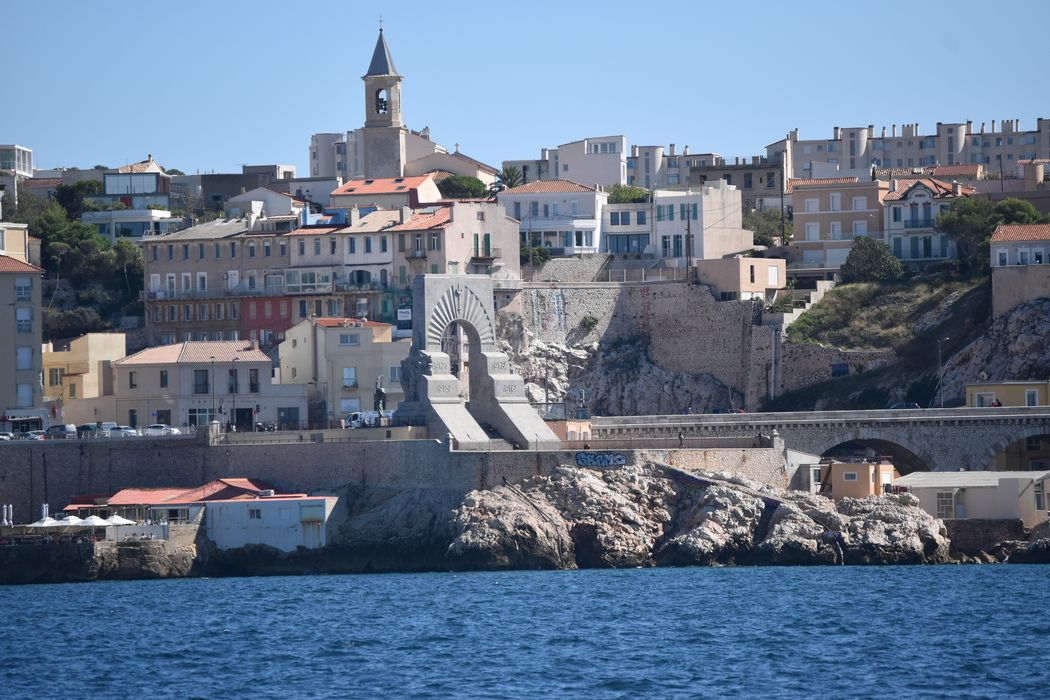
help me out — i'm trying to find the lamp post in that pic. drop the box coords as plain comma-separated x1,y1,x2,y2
210,356,216,420
936,336,950,408
231,357,239,430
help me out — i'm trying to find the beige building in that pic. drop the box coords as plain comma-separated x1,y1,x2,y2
694,257,786,302
389,201,521,283
278,317,410,427
882,177,972,264
0,248,45,432
329,174,442,210
812,459,899,501
111,341,307,431
990,223,1050,317
42,333,126,423
966,380,1050,408
789,178,888,268
894,471,1050,529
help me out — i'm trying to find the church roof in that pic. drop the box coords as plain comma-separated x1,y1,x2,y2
365,30,399,77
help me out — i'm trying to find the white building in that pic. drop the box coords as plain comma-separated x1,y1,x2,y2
205,495,338,552
651,182,753,261
497,180,607,255
882,177,971,264
505,136,627,189
894,470,1050,529
80,209,183,242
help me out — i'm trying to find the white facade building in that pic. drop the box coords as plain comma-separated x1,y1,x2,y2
498,180,607,255
205,495,338,551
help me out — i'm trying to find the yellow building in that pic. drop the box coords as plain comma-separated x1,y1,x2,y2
965,380,1049,408
42,333,127,403
278,317,411,427
814,459,899,501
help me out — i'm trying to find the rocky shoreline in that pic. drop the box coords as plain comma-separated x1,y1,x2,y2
2,461,1049,584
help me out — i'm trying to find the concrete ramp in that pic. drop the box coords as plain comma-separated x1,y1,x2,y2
428,402,490,450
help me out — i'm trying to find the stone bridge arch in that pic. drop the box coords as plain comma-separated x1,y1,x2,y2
981,424,1050,471
779,426,941,473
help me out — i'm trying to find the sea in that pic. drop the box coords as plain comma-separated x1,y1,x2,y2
2,565,1049,699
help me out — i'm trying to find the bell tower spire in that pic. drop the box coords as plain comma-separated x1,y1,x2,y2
360,28,407,177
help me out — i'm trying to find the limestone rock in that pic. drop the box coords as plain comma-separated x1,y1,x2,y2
1007,538,1050,564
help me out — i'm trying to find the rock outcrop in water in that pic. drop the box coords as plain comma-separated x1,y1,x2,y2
447,463,950,569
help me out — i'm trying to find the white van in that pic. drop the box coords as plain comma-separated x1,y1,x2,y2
344,410,393,429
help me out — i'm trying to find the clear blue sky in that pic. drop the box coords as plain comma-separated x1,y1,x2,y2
9,0,1049,175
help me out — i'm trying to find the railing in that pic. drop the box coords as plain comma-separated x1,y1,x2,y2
471,247,502,259
407,249,427,259
903,218,935,229
596,267,685,283
561,436,769,450
141,285,283,301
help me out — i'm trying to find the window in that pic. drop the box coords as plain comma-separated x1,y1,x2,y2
16,384,32,408
181,273,191,292
192,369,208,394
853,221,868,236
129,371,138,389
49,367,65,387
279,240,287,256
248,508,262,520
804,198,818,213
830,193,841,211
892,207,901,223
842,472,858,482
228,368,239,393
15,307,32,332
1026,389,1039,407
6,343,30,373
214,243,221,259
160,370,168,388
167,244,174,261
390,366,401,384
250,368,259,393
429,233,441,251
197,272,207,291
342,367,357,389
339,333,360,346
230,242,237,258
637,210,646,225
314,239,321,255
610,212,620,226
805,223,819,241
744,173,753,189
365,237,372,254
198,243,205,259
248,241,256,258
14,277,31,301
852,196,867,211
264,240,271,257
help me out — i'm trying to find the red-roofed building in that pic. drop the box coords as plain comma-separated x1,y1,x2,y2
789,178,889,269
278,316,410,425
882,177,973,264
330,174,442,209
497,180,608,256
991,223,1050,316
108,341,307,431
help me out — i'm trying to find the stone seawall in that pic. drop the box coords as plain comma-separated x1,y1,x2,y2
0,438,789,522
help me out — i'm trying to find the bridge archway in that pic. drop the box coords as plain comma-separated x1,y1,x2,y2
812,431,938,474
982,427,1050,471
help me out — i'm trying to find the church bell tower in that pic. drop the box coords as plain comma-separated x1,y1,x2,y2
360,29,407,178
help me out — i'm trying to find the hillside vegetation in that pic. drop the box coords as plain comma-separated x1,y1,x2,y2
767,272,991,411
786,274,987,351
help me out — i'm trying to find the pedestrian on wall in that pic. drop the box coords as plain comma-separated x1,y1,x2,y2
678,431,685,448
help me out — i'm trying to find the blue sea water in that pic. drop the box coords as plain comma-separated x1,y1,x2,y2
2,566,1049,698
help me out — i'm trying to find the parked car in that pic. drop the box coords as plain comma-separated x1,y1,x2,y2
77,423,111,438
344,410,394,429
44,424,78,440
23,430,47,441
145,424,181,436
0,431,14,441
888,402,921,410
110,426,139,438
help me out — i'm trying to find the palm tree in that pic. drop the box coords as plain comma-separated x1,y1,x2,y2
488,166,524,197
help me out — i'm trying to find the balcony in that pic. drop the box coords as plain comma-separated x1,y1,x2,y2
141,283,282,301
406,249,427,259
470,247,501,261
903,218,935,229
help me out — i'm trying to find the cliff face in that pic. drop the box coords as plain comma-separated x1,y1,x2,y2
446,462,951,570
941,298,1050,403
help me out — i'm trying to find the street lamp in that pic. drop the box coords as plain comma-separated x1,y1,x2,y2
210,356,216,420
231,357,239,430
936,336,950,408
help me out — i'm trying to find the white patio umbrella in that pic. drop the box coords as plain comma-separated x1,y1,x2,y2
79,515,111,527
27,516,58,528
105,514,135,526
46,515,84,527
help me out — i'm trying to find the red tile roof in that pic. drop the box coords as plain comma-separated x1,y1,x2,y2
388,206,453,231
785,177,859,194
114,341,270,365
0,255,43,274
500,179,597,194
313,317,390,328
286,225,344,237
104,479,273,507
106,487,189,506
883,177,974,201
331,175,433,197
991,224,1050,243
932,164,982,178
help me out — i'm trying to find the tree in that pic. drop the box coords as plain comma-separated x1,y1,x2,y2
993,197,1041,226
488,165,524,195
936,197,997,266
607,184,650,204
165,167,186,176
54,180,103,219
92,164,109,170
1,182,49,225
43,307,108,341
839,236,903,284
743,208,793,247
437,175,487,199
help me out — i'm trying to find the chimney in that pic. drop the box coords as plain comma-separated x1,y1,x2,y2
890,178,898,192
669,143,676,156
892,124,897,137
349,205,361,227
683,145,690,155
980,122,986,134
992,119,997,132
966,120,973,134
881,126,887,138
401,205,413,223
952,180,963,195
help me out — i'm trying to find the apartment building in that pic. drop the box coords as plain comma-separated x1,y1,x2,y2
882,178,972,264
790,178,888,268
279,317,410,425
505,136,627,189
651,181,753,261
42,332,125,402
498,180,607,255
111,341,307,431
768,119,1050,180
0,144,33,210
689,156,785,211
0,222,44,432
990,223,1050,317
